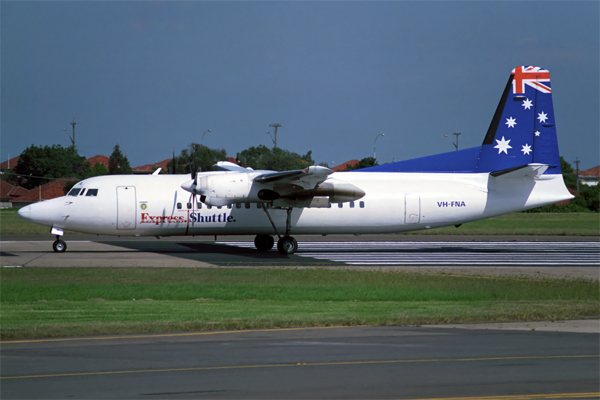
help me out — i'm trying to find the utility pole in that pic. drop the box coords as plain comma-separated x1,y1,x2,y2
574,157,580,192
65,118,76,149
268,123,282,148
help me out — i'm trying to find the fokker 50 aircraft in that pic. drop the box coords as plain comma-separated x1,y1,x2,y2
19,66,572,254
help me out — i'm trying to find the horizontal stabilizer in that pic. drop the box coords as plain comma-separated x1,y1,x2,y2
490,163,549,179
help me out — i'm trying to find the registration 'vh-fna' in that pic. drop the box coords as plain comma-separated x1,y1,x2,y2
19,66,572,254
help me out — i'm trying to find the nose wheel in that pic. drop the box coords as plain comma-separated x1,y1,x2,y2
52,239,67,253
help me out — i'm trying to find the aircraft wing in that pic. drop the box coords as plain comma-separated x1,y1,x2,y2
255,165,333,189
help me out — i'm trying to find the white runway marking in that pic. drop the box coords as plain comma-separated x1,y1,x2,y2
218,241,600,267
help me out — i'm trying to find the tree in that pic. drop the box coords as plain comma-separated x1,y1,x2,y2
14,144,88,189
560,156,577,190
236,145,314,171
167,143,228,174
108,144,132,174
90,162,109,177
345,157,379,171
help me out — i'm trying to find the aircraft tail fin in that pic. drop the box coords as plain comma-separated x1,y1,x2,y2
475,66,561,174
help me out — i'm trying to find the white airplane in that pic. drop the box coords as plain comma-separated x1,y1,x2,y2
18,66,572,254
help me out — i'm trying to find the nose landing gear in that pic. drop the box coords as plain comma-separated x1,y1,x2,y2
52,238,67,253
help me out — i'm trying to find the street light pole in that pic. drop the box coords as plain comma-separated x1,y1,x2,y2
373,133,385,160
444,132,461,151
201,129,212,146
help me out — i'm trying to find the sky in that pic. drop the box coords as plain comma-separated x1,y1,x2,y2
2,1,599,171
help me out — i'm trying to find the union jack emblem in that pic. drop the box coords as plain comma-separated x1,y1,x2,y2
511,66,551,94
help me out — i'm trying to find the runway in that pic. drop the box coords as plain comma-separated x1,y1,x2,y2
220,240,600,266
2,325,598,399
2,236,599,398
2,235,598,280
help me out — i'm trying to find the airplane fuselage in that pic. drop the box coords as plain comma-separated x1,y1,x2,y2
19,170,568,237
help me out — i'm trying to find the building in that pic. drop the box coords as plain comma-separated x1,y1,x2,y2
331,160,359,172
86,155,110,169
0,155,20,172
132,159,172,174
578,165,599,186
11,178,78,207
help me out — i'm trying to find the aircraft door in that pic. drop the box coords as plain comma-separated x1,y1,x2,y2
117,186,136,230
404,194,421,224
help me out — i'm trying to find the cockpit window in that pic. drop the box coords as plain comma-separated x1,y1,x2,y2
85,189,98,196
68,188,82,196
79,189,86,196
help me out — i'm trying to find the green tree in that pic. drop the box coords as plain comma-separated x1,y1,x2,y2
346,157,379,171
237,145,314,171
88,162,109,177
572,184,600,212
560,156,577,190
167,143,228,174
14,144,88,189
108,144,133,174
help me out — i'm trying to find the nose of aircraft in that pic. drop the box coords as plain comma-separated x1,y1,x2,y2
17,205,32,222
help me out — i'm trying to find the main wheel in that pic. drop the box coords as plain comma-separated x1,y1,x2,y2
52,240,67,253
277,236,298,255
254,235,274,251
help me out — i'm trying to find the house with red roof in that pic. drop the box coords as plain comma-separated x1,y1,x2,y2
331,160,359,172
86,155,110,169
578,165,599,186
132,159,172,174
0,155,20,171
11,178,78,207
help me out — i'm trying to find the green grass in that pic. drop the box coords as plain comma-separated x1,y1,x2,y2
0,208,78,235
2,268,598,339
403,213,599,236
2,207,598,236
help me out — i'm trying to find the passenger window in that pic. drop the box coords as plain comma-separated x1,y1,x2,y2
177,203,182,210
68,188,81,196
350,201,355,208
227,204,232,209
338,203,343,208
187,203,192,209
360,201,365,208
85,189,98,196
196,201,202,209
245,203,250,209
236,203,242,209
217,206,222,210
207,205,212,209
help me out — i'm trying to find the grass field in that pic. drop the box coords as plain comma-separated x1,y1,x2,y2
2,268,598,340
1,207,598,236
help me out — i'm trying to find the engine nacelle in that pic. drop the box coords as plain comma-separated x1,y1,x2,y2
181,171,273,207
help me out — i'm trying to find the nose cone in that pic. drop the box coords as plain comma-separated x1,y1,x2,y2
17,205,32,222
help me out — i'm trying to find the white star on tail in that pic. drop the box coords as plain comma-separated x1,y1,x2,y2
494,136,512,154
534,130,541,137
505,117,517,128
522,99,533,110
521,144,532,155
537,111,548,123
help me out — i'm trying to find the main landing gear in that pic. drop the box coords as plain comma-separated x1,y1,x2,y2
53,237,67,253
258,205,299,255
254,234,298,255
